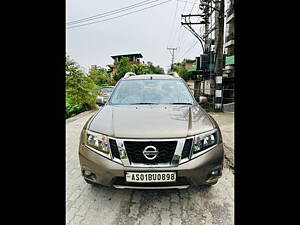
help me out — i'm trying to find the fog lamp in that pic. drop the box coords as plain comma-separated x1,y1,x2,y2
84,170,92,176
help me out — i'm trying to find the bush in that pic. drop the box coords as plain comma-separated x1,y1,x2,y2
66,97,84,119
66,56,98,119
88,66,116,87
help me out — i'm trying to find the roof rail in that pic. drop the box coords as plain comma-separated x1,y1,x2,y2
124,72,136,79
168,72,180,78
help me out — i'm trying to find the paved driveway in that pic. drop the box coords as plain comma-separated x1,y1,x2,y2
66,110,234,225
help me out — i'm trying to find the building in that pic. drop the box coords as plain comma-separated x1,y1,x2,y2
111,53,143,65
186,0,218,107
183,58,196,70
183,0,234,111
106,65,114,74
223,0,234,106
108,53,143,75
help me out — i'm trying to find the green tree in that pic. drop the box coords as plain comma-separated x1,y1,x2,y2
170,62,190,81
132,63,151,75
66,56,98,118
88,66,115,87
147,61,165,74
113,57,133,81
113,57,166,80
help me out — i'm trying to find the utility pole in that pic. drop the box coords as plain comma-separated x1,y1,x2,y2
181,14,206,53
213,0,224,111
213,0,224,76
197,0,225,111
180,0,224,112
167,47,177,70
180,1,214,54
201,1,211,53
180,1,210,105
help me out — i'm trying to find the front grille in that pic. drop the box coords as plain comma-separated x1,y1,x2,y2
124,141,177,164
109,139,120,159
181,138,193,159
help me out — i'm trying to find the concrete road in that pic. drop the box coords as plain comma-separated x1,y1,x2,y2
209,112,234,169
66,110,234,225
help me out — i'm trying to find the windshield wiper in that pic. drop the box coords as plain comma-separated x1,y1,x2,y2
169,103,193,105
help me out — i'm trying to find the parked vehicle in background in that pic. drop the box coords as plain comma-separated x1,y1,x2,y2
79,72,224,189
199,96,208,104
96,86,114,105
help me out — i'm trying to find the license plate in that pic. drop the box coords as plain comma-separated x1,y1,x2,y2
125,172,176,183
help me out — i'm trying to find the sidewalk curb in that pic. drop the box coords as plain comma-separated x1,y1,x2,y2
66,109,98,124
223,143,234,170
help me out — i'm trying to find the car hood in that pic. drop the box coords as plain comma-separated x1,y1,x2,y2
88,105,215,139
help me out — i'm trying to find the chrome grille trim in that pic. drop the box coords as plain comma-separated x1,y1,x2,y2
108,136,216,167
110,137,185,167
171,139,186,166
115,139,130,166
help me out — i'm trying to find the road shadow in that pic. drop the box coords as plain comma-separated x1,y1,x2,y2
83,183,232,225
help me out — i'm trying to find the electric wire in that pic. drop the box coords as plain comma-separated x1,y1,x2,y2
167,0,179,47
175,0,190,52
176,40,198,62
177,0,198,4
67,0,161,25
189,0,197,14
67,0,172,29
177,0,198,54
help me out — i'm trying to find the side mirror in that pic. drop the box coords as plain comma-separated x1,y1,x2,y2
199,96,207,104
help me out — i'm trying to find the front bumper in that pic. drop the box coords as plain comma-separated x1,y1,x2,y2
79,143,224,189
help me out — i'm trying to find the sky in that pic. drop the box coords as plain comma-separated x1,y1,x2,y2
66,0,205,73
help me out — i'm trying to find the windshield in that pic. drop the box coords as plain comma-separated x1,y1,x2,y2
100,87,114,94
109,79,194,105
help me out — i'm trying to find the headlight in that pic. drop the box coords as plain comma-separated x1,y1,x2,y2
85,131,110,154
193,129,218,154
